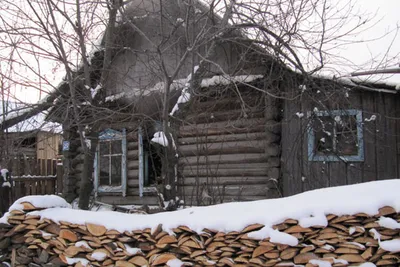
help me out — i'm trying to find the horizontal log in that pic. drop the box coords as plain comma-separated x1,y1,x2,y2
179,118,266,137
181,167,268,177
185,108,264,124
182,162,270,170
182,191,280,206
127,150,139,159
179,140,279,156
182,184,272,197
127,161,139,169
179,154,278,166
127,178,139,187
178,176,274,186
191,96,263,112
128,169,139,179
178,132,267,145
127,141,138,150
96,195,159,206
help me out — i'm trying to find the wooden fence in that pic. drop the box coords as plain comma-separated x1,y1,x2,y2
9,158,58,176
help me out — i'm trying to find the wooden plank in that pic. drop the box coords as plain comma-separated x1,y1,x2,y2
383,94,398,178
179,153,271,166
329,161,347,187
179,118,266,137
178,132,267,145
96,195,159,206
182,184,270,197
304,162,329,192
180,176,270,186
347,163,363,185
185,108,264,124
375,93,386,180
361,91,377,182
179,140,271,156
281,96,303,196
182,168,268,177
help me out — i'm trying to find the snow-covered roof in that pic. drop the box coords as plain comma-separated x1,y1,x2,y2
0,101,61,133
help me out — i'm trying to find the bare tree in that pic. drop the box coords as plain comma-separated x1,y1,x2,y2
0,0,385,209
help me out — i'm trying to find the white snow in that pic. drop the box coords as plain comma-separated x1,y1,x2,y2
309,259,331,267
2,182,11,188
1,169,9,181
309,258,348,267
379,216,400,229
90,84,102,99
299,84,307,92
299,213,328,228
351,264,376,267
167,258,184,267
7,195,71,212
124,244,141,256
379,239,400,252
75,241,91,249
364,115,377,122
65,257,89,267
91,251,107,261
247,227,298,246
295,112,304,118
3,180,400,248
151,131,169,147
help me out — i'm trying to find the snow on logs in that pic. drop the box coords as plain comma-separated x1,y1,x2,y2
1,181,400,266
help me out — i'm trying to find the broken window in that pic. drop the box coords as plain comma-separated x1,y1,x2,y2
308,110,364,161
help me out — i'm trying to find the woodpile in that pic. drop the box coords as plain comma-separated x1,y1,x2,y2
1,202,400,266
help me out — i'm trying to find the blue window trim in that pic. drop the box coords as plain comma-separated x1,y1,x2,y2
94,128,127,197
307,109,364,162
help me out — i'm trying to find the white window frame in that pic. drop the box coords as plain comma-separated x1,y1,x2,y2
94,128,127,196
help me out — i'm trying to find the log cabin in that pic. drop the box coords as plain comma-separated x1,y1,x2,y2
8,0,399,208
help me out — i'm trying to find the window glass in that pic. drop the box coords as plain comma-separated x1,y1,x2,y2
313,116,334,154
336,115,358,155
110,156,122,186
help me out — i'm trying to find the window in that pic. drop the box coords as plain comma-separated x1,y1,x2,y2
307,109,364,162
94,129,127,196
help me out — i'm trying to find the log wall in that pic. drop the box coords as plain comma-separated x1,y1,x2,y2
177,85,281,206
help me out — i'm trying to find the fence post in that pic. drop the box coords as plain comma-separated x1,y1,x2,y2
56,162,64,195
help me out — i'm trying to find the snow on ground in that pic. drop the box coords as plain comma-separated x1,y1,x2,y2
0,179,399,249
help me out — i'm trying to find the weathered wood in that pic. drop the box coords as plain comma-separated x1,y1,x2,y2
182,167,268,177
281,96,303,196
179,153,271,166
329,161,347,187
383,94,398,178
185,108,264,124
375,93,386,180
178,132,267,145
179,176,272,186
361,92,377,182
179,118,266,137
179,140,275,156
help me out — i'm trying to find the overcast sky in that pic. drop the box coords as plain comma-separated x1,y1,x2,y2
337,0,400,83
7,0,400,103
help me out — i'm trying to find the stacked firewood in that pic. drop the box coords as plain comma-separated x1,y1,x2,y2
1,202,400,266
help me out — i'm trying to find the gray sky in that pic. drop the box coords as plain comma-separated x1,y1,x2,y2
337,0,400,83
7,0,400,103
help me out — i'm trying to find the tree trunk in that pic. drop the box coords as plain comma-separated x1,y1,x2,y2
78,131,99,210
